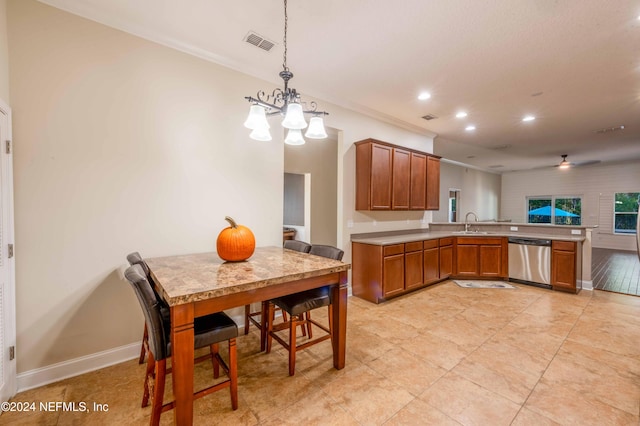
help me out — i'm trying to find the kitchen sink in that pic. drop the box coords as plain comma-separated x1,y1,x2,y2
452,231,492,235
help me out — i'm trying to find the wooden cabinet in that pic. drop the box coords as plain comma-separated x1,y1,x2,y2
454,237,508,279
405,241,424,289
392,148,411,209
426,156,440,210
551,240,577,292
356,141,393,210
355,138,440,211
383,244,405,298
353,239,441,303
423,239,440,285
410,152,427,210
439,238,453,279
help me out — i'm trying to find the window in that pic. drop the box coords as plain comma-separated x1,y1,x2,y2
527,196,582,226
614,192,639,234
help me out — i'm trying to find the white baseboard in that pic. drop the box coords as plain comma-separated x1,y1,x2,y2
581,280,593,291
17,342,140,392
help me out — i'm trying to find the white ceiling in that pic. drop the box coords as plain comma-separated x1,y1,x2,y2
38,0,640,172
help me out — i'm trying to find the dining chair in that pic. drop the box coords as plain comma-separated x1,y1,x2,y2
126,252,170,364
124,264,238,425
243,240,312,336
266,244,344,375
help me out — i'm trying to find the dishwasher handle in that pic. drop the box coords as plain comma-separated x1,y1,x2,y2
508,237,552,246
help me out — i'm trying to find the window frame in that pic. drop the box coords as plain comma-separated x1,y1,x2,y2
526,195,582,226
613,192,639,235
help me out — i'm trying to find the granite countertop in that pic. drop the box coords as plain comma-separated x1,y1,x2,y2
146,246,350,306
351,230,586,246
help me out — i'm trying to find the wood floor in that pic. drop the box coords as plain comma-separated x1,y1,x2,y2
592,247,640,296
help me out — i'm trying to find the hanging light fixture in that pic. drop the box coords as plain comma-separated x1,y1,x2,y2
243,0,329,145
558,154,570,169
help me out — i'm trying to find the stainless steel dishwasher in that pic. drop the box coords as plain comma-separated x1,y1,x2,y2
508,237,552,288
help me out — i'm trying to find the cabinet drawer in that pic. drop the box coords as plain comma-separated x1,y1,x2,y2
457,237,502,245
384,244,404,256
423,239,438,249
439,237,453,246
405,241,423,252
553,240,576,252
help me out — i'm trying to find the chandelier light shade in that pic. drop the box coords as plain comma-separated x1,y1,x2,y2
284,129,305,145
250,127,272,142
281,103,307,129
244,104,270,130
243,0,328,144
305,116,328,139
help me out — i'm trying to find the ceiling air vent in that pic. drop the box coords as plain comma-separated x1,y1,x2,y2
244,31,275,52
421,114,438,121
594,125,625,134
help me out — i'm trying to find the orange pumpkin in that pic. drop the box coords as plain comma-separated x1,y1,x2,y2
216,216,255,262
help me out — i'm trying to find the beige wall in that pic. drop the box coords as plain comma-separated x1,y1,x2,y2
432,161,502,223
8,0,286,373
284,135,338,246
501,161,640,251
8,0,434,375
0,0,9,102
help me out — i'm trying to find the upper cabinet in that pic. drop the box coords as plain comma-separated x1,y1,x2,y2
355,138,440,211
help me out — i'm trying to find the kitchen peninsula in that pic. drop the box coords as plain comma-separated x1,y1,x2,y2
351,222,591,303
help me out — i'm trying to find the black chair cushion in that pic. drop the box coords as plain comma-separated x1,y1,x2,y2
272,286,331,317
309,245,344,261
283,240,312,253
167,312,238,356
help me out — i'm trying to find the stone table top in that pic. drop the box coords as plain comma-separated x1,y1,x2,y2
145,246,351,306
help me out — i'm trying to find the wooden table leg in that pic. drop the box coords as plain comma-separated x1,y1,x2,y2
171,303,195,425
260,300,269,352
331,271,348,369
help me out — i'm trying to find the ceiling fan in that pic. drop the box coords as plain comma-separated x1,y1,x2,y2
554,154,600,169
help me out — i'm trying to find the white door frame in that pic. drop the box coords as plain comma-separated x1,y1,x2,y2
0,98,16,402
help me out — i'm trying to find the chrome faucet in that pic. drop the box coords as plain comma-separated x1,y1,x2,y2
464,211,478,232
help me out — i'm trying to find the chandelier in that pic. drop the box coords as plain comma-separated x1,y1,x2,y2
243,0,329,145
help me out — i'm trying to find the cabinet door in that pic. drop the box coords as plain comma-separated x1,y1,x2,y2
456,244,479,276
479,245,502,277
426,156,440,210
370,143,393,210
423,243,440,284
392,148,411,210
405,250,424,289
409,152,427,210
383,254,405,297
439,244,453,279
552,241,576,291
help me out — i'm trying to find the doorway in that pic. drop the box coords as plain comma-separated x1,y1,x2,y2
449,189,460,222
284,131,338,245
0,99,15,402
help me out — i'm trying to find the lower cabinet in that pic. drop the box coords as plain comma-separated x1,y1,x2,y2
439,238,453,279
551,240,578,292
405,241,424,290
352,239,444,303
454,237,508,279
423,240,440,284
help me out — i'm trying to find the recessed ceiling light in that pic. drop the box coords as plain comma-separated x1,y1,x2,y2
456,111,468,118
465,125,476,131
522,115,536,122
418,92,431,100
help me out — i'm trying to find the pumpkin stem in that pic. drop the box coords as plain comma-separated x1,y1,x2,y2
224,216,238,228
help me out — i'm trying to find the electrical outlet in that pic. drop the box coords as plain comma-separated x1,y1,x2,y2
571,229,582,235
510,226,518,231
347,220,354,228
372,220,377,227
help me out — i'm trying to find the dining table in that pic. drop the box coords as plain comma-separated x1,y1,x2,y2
145,246,350,425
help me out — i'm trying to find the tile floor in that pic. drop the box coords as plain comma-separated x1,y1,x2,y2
2,281,640,425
